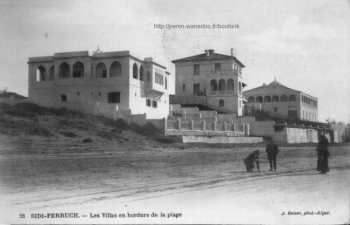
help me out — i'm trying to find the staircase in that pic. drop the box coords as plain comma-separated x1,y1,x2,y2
166,104,249,137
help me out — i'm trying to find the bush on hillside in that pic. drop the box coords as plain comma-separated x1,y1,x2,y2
0,116,52,137
0,91,26,99
0,102,85,119
129,122,161,137
59,131,78,138
0,102,45,118
114,119,129,129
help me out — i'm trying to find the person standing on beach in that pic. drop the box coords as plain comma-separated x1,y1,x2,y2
266,138,279,171
317,134,330,174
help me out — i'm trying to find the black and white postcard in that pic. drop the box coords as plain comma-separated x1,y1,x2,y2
0,0,349,224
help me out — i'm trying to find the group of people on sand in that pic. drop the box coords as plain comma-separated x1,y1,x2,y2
243,134,330,174
243,138,279,172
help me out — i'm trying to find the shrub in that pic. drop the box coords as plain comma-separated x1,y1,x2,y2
59,131,78,138
1,103,43,118
0,103,86,119
82,138,93,143
0,117,52,137
129,122,161,137
0,91,26,99
114,119,129,129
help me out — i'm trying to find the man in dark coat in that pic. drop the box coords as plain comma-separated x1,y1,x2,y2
266,139,279,171
316,144,321,171
317,134,330,174
244,150,260,172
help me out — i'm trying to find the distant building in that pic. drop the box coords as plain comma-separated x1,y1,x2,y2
329,122,348,143
28,50,173,121
243,80,318,122
171,49,246,116
344,124,350,142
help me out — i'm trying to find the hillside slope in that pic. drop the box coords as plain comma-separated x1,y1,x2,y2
0,102,169,152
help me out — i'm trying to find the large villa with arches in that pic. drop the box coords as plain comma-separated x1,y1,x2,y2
27,48,328,144
243,79,318,122
171,49,246,116
28,50,173,120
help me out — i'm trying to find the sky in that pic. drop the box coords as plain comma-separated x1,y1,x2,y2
0,0,349,122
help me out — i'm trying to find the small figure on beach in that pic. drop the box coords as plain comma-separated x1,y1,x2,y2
316,134,330,174
244,150,260,172
266,138,279,171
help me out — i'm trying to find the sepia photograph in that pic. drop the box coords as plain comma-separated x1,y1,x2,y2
0,0,349,224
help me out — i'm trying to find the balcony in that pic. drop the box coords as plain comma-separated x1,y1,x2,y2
208,90,235,96
143,79,166,96
170,95,207,105
202,69,240,76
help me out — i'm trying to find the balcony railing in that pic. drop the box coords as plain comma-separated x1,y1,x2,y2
170,95,207,105
199,69,241,76
208,90,235,96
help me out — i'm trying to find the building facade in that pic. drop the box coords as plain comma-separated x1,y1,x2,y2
243,80,318,122
28,50,173,120
344,124,350,142
172,49,246,116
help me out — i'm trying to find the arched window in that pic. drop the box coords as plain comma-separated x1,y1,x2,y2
272,95,279,102
60,94,67,102
289,95,296,101
96,62,107,78
227,79,234,91
36,66,46,82
210,79,217,91
248,96,255,103
132,63,138,79
264,96,271,102
139,65,144,81
256,96,263,103
59,62,70,79
219,99,224,107
73,61,84,78
49,66,54,81
110,61,122,77
218,79,226,91
280,95,288,102
146,71,151,81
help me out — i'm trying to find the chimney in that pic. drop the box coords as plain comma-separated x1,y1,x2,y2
230,48,236,56
205,49,209,56
208,49,214,55
144,57,153,62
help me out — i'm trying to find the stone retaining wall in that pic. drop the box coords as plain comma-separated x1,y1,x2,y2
181,135,263,144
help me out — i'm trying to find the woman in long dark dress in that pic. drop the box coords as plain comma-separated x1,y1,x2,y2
317,134,330,174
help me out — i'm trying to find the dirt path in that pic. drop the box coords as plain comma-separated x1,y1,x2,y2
0,139,349,224
4,167,349,224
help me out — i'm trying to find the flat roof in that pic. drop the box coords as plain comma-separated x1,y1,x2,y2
54,51,89,58
28,50,167,69
28,56,53,63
